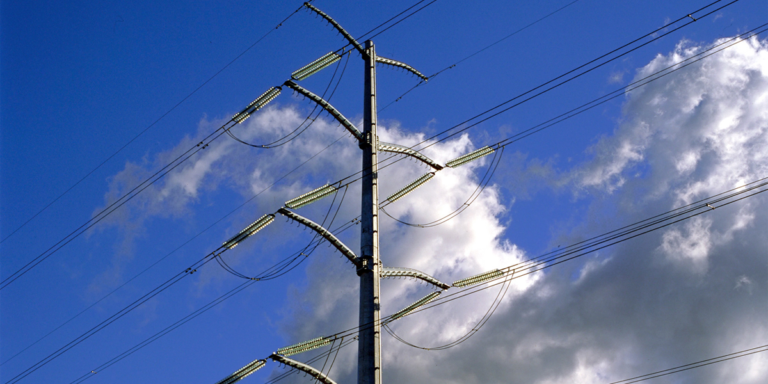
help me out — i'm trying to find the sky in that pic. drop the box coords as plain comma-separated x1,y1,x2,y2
1,0,767,383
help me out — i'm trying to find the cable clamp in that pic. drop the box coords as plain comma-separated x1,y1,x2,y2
356,256,374,276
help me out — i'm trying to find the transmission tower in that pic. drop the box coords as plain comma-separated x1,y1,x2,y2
214,3,498,384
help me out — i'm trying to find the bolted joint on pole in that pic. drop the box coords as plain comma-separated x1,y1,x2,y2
356,256,377,276
359,131,378,150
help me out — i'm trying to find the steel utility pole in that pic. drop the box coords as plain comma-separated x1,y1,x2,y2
214,4,498,384
358,40,382,384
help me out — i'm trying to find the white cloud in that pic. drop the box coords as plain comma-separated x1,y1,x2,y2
94,36,768,383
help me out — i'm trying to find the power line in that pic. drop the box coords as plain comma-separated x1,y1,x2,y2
378,0,583,112
384,263,513,350
4,254,217,384
0,2,308,246
380,147,504,228
311,175,768,342
609,344,768,384
403,181,768,321
0,130,349,367
13,190,361,382
0,0,440,291
327,0,739,189
225,50,352,148
0,122,234,291
183,176,766,383
53,166,768,382
9,0,756,380
335,20,765,195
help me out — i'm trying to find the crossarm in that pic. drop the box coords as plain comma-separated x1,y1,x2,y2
278,208,361,268
378,142,443,170
304,3,365,56
381,266,450,290
376,56,429,82
284,81,363,140
269,354,338,384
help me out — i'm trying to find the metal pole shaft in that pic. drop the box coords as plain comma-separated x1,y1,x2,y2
358,40,382,384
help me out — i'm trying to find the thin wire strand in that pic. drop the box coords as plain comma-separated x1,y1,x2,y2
321,178,768,342
609,344,768,384
0,3,306,246
331,0,736,189
381,147,504,228
379,0,583,112
225,50,352,148
1,130,351,366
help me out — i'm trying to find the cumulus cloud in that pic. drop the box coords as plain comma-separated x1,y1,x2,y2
274,36,768,384
413,35,768,384
95,35,768,383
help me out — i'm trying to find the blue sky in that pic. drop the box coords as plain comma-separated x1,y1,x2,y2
2,0,767,383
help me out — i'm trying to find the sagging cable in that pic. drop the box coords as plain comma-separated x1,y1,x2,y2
381,266,449,290
292,52,342,81
214,359,266,384
222,214,275,249
452,269,505,288
446,146,494,168
269,354,338,384
232,87,281,124
276,336,333,357
376,56,429,82
304,2,365,56
285,184,338,209
283,81,363,140
390,291,441,321
278,208,361,268
386,173,434,203
378,142,443,170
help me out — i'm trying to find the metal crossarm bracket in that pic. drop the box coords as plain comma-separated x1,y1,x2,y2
278,208,361,268
381,266,450,290
375,56,428,82
304,2,365,56
378,141,443,170
269,354,338,384
283,81,363,141
214,359,266,384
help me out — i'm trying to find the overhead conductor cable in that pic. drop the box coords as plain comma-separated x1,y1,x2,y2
292,52,342,81
285,184,338,209
232,87,282,124
446,146,495,168
222,214,275,249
